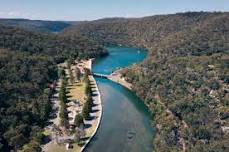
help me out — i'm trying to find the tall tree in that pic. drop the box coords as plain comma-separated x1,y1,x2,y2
75,67,81,82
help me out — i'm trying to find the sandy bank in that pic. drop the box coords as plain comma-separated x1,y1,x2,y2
108,70,132,90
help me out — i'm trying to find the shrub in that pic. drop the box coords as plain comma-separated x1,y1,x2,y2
74,114,84,127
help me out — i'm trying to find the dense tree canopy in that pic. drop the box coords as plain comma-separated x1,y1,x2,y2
0,25,107,62
0,49,57,151
0,23,107,151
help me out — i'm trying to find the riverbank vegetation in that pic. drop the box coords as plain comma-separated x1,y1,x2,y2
64,12,229,151
0,24,106,151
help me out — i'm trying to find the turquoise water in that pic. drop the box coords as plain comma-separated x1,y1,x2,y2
85,47,154,152
93,47,147,75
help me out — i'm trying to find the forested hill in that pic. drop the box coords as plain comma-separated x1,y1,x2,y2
0,25,106,151
0,18,73,32
0,25,107,62
63,12,229,57
63,12,229,151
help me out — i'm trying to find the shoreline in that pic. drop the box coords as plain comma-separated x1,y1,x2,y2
108,69,132,90
80,59,103,152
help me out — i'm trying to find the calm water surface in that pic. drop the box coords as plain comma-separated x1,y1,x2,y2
85,47,155,152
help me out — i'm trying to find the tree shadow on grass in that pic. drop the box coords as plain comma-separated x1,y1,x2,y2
90,86,96,89
91,101,99,107
92,93,98,97
84,123,92,129
66,95,73,98
81,136,90,141
91,109,100,113
85,115,96,121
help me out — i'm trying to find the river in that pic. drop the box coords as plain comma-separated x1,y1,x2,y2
85,47,155,152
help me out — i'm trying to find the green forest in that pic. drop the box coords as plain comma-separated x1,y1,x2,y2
0,25,106,151
0,11,228,152
64,12,229,151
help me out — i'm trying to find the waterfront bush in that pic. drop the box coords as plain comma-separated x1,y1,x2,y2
74,114,84,127
82,73,94,120
82,102,91,119
85,80,91,96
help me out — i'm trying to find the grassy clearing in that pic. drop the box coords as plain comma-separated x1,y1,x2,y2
67,81,86,104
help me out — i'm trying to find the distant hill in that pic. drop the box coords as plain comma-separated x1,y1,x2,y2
0,18,74,32
63,12,229,55
63,12,229,152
